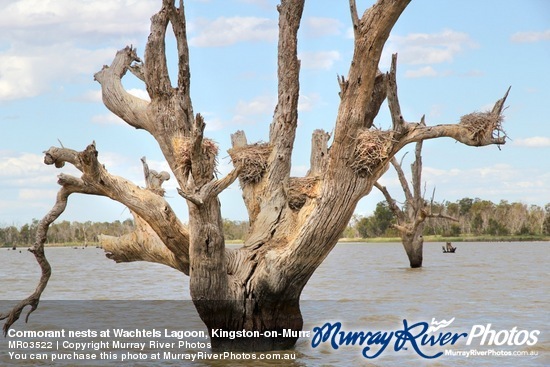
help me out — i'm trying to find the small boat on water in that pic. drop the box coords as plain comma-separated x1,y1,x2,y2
442,242,456,253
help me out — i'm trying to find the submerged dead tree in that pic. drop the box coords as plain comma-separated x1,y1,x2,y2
2,0,510,351
375,139,458,268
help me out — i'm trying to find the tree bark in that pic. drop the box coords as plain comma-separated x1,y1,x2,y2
3,0,510,352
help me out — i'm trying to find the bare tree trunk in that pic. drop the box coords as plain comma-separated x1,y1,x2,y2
402,225,425,268
3,0,511,351
376,135,458,268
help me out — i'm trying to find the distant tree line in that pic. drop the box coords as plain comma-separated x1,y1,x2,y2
0,219,251,247
3,199,548,247
0,219,135,247
343,198,550,238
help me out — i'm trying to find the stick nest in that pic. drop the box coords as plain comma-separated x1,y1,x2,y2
228,143,272,184
288,177,319,210
459,111,505,144
172,136,219,175
351,129,394,177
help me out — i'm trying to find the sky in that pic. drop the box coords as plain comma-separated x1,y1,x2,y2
0,0,549,227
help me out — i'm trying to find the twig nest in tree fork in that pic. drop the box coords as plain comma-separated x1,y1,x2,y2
459,111,505,144
351,129,394,177
228,143,272,184
288,177,319,210
172,135,219,175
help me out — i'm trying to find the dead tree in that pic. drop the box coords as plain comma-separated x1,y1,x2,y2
2,0,510,351
375,138,458,268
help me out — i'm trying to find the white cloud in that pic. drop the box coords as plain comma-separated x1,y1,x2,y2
513,137,550,147
127,88,150,101
423,166,462,179
98,151,133,171
384,29,478,67
204,117,226,132
300,50,341,70
298,93,320,112
0,0,156,101
405,66,438,78
0,151,75,188
189,17,277,47
0,152,48,177
405,66,454,78
19,188,58,200
304,17,342,38
416,163,550,206
232,95,275,124
78,89,103,103
205,93,318,130
0,0,155,45
510,30,550,43
0,54,36,100
91,113,126,126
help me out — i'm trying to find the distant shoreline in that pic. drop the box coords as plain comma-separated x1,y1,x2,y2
3,235,549,249
338,235,550,243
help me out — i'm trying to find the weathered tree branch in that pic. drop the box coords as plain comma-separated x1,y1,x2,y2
348,0,360,38
100,212,186,272
1,186,72,335
57,172,184,273
411,138,424,212
425,212,459,222
388,54,406,134
267,0,305,189
331,0,410,151
381,88,511,164
44,144,191,273
390,156,413,206
364,71,388,128
93,47,150,131
374,181,405,223
144,0,173,99
309,129,330,176
141,156,170,196
168,0,191,96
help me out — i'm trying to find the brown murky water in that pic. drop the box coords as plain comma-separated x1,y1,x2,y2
1,242,548,366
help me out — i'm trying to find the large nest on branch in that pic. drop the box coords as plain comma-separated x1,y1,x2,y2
459,111,505,144
351,129,394,177
288,177,319,211
172,136,219,175
228,143,272,185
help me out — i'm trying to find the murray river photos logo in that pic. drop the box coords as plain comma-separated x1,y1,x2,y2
310,318,540,359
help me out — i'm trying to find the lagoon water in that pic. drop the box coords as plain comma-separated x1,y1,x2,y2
0,242,548,366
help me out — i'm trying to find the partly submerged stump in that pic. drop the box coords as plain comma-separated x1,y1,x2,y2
442,242,457,253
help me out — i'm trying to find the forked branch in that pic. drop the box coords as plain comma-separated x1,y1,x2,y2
44,144,191,272
94,46,150,131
